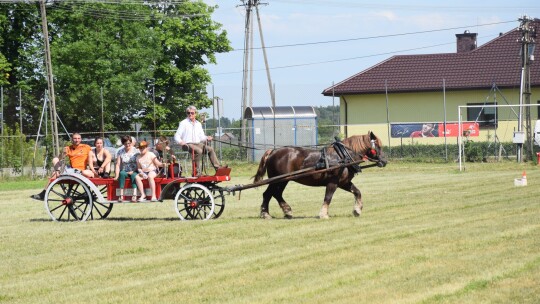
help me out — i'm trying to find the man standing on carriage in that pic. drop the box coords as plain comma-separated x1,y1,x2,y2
174,105,225,175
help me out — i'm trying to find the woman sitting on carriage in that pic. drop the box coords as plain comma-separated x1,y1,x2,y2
89,137,112,178
114,135,144,202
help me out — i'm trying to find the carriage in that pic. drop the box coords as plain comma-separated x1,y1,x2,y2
43,166,232,222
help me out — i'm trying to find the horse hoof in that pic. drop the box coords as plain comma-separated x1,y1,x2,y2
319,214,330,220
284,213,293,219
352,209,361,217
260,212,273,219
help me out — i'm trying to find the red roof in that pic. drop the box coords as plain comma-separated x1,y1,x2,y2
323,21,540,96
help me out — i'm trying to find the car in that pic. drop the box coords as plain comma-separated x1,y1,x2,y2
81,137,118,159
535,120,540,146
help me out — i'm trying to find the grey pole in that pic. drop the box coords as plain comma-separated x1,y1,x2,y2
101,87,104,138
385,80,391,153
1,86,3,173
19,88,23,176
443,79,448,161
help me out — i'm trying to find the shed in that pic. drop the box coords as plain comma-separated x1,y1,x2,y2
244,106,318,161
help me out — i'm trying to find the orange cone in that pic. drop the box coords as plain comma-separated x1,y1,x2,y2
522,171,527,179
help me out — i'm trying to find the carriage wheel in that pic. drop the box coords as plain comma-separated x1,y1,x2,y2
209,186,226,219
44,176,93,222
174,184,215,220
90,185,113,220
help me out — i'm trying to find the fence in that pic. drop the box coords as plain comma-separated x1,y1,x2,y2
2,121,539,179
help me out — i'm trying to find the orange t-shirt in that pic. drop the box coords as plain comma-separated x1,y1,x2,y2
64,144,91,171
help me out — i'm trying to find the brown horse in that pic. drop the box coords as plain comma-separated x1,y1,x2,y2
253,132,387,219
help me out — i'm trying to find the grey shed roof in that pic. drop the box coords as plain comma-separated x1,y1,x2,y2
244,106,317,119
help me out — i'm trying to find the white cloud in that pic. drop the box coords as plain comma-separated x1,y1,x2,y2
368,10,398,21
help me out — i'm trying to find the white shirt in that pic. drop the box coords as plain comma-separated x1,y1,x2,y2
174,118,207,145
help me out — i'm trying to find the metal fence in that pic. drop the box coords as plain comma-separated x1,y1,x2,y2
2,121,540,179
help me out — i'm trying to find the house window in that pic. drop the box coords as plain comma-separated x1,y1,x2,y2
467,102,497,127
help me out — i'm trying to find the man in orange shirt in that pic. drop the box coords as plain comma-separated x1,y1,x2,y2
31,133,94,201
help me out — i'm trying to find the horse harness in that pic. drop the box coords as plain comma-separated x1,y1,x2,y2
315,138,367,174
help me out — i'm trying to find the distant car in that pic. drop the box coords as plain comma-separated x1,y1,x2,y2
81,137,118,159
535,120,540,146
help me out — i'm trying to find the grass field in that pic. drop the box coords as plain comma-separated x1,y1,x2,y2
1,162,539,303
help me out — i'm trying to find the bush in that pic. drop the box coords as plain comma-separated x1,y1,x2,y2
384,141,516,163
0,123,38,170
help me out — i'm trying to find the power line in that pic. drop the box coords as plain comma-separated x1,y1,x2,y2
0,0,190,4
271,0,540,12
231,20,516,51
212,38,482,76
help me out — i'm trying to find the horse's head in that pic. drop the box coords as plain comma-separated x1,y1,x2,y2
367,131,387,167
343,132,387,167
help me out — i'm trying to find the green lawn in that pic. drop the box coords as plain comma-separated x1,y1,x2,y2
1,162,539,303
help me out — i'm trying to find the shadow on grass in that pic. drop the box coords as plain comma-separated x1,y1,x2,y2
29,214,354,222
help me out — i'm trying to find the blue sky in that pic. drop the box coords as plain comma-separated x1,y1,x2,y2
203,1,540,119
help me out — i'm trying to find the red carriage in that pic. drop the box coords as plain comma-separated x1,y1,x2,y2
43,165,232,222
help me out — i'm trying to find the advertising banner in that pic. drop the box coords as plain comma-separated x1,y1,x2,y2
391,122,479,138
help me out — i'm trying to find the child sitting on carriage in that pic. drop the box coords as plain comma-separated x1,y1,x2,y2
135,140,163,202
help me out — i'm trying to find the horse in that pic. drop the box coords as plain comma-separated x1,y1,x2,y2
253,132,387,219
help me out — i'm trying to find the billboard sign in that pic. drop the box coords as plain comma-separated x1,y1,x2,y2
391,122,479,138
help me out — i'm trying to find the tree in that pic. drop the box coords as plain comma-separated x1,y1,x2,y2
0,0,231,134
315,105,340,142
149,1,231,130
0,2,42,133
48,1,160,132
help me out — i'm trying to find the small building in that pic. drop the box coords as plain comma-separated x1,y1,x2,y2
219,132,236,142
244,106,318,161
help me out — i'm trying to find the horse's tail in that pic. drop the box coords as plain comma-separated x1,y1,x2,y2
253,149,273,182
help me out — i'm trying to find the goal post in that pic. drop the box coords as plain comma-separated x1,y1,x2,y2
458,103,538,171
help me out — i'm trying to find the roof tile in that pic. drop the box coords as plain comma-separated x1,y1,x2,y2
323,21,540,95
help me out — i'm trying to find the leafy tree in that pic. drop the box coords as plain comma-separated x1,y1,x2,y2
0,0,231,134
149,1,231,130
0,53,10,86
0,2,42,132
315,105,340,142
206,117,232,130
48,1,160,132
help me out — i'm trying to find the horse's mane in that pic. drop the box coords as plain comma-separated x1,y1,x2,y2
340,133,381,154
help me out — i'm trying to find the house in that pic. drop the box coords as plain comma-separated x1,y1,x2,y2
323,20,540,146
219,132,236,142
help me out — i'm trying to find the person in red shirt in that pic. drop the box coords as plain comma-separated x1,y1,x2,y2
31,133,94,200
410,123,435,138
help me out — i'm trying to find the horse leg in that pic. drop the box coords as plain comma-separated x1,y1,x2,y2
339,182,363,217
319,183,337,219
272,181,292,219
260,185,274,219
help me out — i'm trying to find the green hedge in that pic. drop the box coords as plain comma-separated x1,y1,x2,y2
0,124,49,172
384,141,521,162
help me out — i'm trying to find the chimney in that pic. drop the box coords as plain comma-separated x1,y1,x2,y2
456,30,477,53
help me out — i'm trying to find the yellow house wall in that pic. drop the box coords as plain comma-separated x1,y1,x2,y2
340,87,540,145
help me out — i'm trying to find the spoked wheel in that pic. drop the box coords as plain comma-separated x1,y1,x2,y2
174,183,215,220
90,184,113,220
44,176,93,222
207,185,226,219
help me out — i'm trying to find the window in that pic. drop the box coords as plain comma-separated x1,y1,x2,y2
467,102,497,127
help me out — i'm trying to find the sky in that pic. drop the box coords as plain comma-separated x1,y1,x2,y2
203,0,540,120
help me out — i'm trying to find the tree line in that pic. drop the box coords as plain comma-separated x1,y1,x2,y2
0,0,231,135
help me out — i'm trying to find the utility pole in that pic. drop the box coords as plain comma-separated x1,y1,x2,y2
517,15,537,162
238,0,272,161
40,0,60,156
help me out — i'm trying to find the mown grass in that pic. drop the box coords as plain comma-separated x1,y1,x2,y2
1,162,539,303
